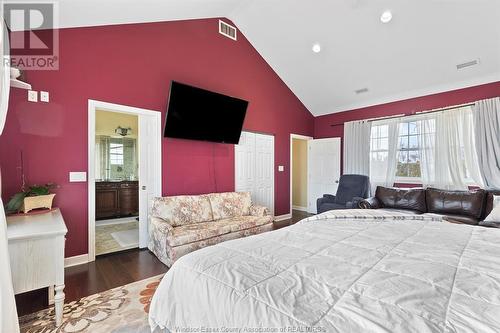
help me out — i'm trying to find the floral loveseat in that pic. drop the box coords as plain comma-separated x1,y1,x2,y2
148,192,274,267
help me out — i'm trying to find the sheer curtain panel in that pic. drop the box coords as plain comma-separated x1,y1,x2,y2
0,12,20,333
474,97,500,189
343,120,371,175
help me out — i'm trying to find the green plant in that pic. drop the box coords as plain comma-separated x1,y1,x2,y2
5,183,57,214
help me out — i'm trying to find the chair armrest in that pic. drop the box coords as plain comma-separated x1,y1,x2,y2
322,194,336,202
149,216,174,234
359,197,382,209
347,197,365,209
317,194,336,207
250,205,270,217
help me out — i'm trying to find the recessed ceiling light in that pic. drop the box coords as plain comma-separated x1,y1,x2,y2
312,43,321,53
380,10,392,23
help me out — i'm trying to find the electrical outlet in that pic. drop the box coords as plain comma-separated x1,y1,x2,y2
278,165,284,172
28,90,38,102
40,91,49,102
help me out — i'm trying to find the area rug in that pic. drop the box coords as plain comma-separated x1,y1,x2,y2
19,274,164,333
111,229,139,248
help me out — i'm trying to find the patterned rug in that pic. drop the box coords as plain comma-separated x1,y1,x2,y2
19,275,164,333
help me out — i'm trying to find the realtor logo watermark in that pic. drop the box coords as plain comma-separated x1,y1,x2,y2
3,1,59,70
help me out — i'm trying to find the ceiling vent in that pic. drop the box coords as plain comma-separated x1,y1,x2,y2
456,59,479,70
355,88,369,94
219,20,237,41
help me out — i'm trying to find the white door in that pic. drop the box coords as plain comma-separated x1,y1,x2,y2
235,131,275,215
235,131,255,195
138,113,162,248
307,138,341,214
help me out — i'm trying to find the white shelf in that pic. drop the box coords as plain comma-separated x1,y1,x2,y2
10,78,32,90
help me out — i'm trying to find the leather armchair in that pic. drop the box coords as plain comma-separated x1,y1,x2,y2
316,174,370,214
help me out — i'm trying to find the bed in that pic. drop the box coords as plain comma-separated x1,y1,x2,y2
149,209,500,332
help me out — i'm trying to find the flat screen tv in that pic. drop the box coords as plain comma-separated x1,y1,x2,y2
164,81,248,144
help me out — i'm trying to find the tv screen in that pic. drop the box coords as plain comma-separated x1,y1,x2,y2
164,81,248,144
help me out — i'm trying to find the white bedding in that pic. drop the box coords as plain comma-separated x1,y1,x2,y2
149,210,500,333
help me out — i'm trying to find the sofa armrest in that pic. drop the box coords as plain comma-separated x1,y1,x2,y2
149,216,174,234
250,205,270,217
359,197,382,209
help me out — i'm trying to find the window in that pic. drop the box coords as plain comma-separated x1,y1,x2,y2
370,124,389,165
368,106,480,186
109,142,124,165
396,122,421,179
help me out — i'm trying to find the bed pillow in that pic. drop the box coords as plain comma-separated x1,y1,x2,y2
484,195,500,223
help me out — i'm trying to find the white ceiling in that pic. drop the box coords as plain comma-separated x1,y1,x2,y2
18,0,500,116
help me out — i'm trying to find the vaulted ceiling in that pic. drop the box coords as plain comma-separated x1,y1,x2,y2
19,0,500,116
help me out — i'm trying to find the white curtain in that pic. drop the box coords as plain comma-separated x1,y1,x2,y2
370,118,400,192
343,120,371,175
0,11,20,333
0,13,9,133
473,97,500,189
419,106,483,190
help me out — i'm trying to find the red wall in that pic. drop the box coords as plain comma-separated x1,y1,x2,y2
0,19,314,257
314,81,500,180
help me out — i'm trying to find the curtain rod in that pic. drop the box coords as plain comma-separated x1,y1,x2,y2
329,102,475,127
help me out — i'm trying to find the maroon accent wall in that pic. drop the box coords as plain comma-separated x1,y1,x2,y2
0,18,314,257
314,81,500,181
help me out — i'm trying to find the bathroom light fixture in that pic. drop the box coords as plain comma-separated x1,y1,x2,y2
312,43,321,53
380,10,392,23
115,126,132,136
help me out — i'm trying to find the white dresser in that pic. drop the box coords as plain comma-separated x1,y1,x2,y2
7,208,68,327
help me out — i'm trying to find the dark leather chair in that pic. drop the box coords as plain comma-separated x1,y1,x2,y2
316,174,370,214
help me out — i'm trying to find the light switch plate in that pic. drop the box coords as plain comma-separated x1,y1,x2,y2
40,91,49,102
69,172,87,182
28,90,38,102
278,165,284,172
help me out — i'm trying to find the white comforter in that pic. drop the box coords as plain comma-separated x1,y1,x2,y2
149,210,500,333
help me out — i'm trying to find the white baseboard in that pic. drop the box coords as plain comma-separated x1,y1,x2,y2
274,213,292,221
292,205,308,212
64,253,89,268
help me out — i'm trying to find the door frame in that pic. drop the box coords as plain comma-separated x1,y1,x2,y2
290,134,313,215
88,99,162,262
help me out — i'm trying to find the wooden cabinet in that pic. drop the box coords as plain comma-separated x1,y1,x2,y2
96,181,138,220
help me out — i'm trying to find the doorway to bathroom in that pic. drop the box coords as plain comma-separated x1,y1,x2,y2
88,100,161,261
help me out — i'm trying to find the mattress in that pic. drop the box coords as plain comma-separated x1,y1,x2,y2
149,210,500,332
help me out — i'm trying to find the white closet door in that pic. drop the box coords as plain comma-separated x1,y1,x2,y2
254,133,274,215
235,131,274,215
235,131,255,193
307,138,341,214
138,113,162,248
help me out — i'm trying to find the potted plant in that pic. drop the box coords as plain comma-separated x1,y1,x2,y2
5,183,57,214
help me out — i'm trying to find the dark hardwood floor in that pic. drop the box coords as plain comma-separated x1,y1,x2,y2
15,210,313,317
16,249,168,316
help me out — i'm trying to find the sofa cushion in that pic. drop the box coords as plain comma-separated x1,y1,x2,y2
375,187,427,213
426,188,486,219
167,215,272,247
208,192,252,220
151,195,213,227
